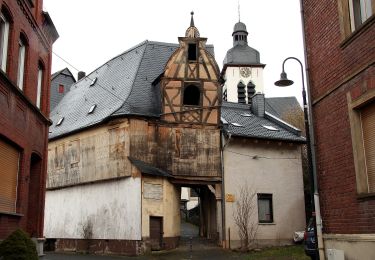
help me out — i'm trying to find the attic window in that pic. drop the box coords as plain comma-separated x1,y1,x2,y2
56,117,64,126
188,43,197,61
183,84,200,106
90,77,97,86
262,125,279,131
88,104,97,114
231,122,243,127
240,113,252,117
58,84,64,93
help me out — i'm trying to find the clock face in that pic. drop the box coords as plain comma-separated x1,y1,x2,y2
240,67,251,78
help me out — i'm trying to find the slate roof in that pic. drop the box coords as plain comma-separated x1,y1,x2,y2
223,44,263,66
128,157,173,178
265,96,301,119
221,101,305,143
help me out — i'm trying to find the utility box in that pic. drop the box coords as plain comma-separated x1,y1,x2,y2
327,249,344,260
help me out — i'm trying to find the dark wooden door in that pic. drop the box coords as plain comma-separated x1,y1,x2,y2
150,216,163,250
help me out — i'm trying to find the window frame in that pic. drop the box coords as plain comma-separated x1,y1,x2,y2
0,11,10,72
257,193,274,224
36,64,43,109
349,0,373,31
347,88,375,197
17,38,26,90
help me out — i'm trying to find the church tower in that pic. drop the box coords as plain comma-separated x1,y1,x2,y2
222,21,265,104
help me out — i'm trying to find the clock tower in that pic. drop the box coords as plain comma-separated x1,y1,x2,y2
221,21,265,104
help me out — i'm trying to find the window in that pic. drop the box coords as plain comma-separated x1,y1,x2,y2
347,89,375,195
17,38,26,90
339,0,374,39
88,104,96,114
56,117,64,126
0,12,9,72
58,84,64,93
183,84,200,106
0,138,20,213
188,43,197,61
349,0,373,31
36,64,43,108
90,77,97,86
257,193,273,223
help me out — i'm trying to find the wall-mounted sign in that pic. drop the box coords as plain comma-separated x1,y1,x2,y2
226,194,235,202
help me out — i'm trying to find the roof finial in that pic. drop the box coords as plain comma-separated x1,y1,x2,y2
190,11,195,27
238,0,241,22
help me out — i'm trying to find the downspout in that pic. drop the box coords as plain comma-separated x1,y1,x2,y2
220,131,231,248
298,1,325,259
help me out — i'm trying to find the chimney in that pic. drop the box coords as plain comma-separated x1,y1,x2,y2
251,93,265,117
78,71,86,81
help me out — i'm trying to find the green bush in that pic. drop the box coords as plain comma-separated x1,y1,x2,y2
0,229,38,260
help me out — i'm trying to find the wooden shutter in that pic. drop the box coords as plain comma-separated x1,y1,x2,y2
0,138,20,213
361,102,375,192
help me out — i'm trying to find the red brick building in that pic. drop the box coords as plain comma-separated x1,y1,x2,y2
0,0,58,250
302,0,374,258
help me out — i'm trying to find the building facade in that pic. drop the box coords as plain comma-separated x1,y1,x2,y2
50,67,75,111
302,0,375,259
44,15,222,255
0,0,58,253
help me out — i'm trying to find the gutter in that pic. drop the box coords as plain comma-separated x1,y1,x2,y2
298,1,325,259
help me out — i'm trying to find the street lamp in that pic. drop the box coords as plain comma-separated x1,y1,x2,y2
275,57,319,259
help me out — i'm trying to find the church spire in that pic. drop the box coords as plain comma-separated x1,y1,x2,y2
190,11,195,27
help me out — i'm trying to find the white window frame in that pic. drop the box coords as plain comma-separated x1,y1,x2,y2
0,12,9,72
349,0,373,31
17,39,26,90
36,66,43,108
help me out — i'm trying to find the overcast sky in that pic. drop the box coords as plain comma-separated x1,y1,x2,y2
43,0,306,104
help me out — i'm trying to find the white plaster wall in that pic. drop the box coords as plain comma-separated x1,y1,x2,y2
44,177,141,240
223,138,305,245
224,66,264,103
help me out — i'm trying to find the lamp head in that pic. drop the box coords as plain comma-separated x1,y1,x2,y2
275,71,294,87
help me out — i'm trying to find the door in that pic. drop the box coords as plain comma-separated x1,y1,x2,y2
150,216,163,250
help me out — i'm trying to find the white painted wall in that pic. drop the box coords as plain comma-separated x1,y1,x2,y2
223,66,264,103
223,138,306,246
44,177,141,240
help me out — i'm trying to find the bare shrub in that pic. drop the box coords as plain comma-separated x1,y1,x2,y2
232,184,258,250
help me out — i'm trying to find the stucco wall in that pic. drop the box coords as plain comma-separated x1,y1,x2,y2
44,177,141,240
224,67,264,103
223,138,305,246
141,176,180,239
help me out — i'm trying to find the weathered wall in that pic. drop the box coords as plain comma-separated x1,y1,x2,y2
223,138,305,246
223,67,264,103
141,176,180,240
130,119,221,178
44,177,141,240
47,120,131,188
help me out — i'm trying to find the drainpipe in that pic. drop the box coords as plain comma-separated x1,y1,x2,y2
220,132,231,248
298,1,325,259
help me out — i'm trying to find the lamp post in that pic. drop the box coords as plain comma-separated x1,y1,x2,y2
275,57,319,259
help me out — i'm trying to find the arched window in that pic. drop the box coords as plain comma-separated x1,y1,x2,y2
0,7,11,72
36,61,44,109
183,84,200,106
237,81,246,104
247,81,256,97
17,33,28,90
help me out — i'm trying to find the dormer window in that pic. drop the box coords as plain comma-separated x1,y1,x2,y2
188,43,197,61
56,117,64,126
183,84,200,106
90,77,97,86
88,104,96,114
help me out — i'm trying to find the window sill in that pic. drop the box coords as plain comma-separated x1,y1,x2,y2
340,14,375,49
258,222,276,225
357,192,375,200
0,211,24,217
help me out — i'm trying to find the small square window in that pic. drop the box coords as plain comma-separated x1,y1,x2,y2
88,104,96,114
90,77,97,86
56,117,64,126
257,193,273,223
58,84,64,93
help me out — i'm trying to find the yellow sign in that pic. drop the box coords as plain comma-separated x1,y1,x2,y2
226,194,235,202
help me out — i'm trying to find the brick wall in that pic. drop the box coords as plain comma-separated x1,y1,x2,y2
0,0,55,239
302,0,375,234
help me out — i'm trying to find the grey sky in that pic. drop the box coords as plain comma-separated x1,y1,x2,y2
44,0,306,103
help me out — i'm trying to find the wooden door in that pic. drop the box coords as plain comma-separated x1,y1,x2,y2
150,216,163,250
